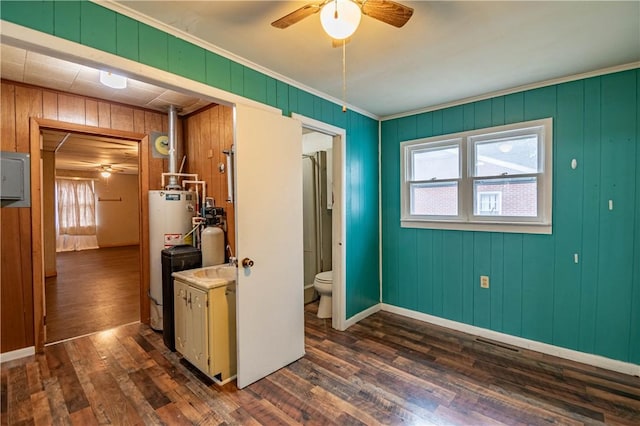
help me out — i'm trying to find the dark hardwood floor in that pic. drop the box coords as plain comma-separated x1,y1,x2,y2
45,246,140,343
3,303,639,425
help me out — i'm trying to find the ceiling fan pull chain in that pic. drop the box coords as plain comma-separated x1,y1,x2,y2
342,39,347,113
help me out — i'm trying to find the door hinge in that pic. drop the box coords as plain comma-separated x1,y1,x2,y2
207,358,210,365
43,315,46,326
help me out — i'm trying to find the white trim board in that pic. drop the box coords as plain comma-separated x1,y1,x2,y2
381,304,640,377
344,303,381,330
96,0,378,121
0,346,35,363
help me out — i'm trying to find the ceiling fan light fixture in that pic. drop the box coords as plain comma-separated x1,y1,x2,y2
320,0,361,40
101,170,111,178
99,70,127,89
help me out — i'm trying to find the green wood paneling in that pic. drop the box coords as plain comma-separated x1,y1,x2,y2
116,15,139,61
578,77,602,355
474,99,492,129
552,81,584,350
442,231,463,322
265,76,277,108
382,69,639,364
492,97,505,126
297,91,314,118
502,234,523,336
594,71,636,361
631,70,640,365
381,121,399,305
139,23,168,71
473,232,491,328
288,86,299,116
504,92,525,124
275,81,289,116
417,112,433,139
1,1,54,34
54,1,80,43
398,229,418,310
243,67,267,104
230,62,244,95
461,232,475,324
443,106,464,134
490,233,504,332
416,231,434,312
80,2,116,54
168,37,206,83
205,52,231,93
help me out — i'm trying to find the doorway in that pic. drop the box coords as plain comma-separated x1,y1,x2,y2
294,113,347,331
42,130,141,343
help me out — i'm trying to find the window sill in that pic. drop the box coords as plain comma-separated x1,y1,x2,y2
400,219,552,235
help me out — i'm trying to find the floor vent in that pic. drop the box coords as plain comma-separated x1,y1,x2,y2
475,338,520,352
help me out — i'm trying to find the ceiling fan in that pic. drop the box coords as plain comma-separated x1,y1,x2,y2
271,0,414,41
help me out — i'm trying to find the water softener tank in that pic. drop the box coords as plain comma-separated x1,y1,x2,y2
201,226,225,266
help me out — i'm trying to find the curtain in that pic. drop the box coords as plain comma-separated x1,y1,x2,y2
56,179,99,252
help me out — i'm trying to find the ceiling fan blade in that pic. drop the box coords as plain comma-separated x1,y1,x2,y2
359,0,414,28
271,2,324,29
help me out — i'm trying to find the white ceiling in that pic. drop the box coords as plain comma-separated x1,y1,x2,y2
0,44,212,116
109,0,640,117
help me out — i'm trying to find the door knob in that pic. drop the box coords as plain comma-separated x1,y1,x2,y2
241,258,254,268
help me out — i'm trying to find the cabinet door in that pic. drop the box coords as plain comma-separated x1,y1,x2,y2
187,287,209,374
173,280,189,355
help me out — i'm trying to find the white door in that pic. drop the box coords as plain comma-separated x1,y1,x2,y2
234,103,305,388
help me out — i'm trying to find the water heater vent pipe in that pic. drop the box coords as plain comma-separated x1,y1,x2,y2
166,105,181,190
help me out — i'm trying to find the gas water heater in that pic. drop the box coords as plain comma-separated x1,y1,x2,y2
148,189,195,330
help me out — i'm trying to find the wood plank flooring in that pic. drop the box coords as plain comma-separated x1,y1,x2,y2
3,303,639,425
45,246,140,343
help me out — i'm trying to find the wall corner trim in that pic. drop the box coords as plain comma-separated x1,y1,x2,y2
381,304,640,377
0,346,36,364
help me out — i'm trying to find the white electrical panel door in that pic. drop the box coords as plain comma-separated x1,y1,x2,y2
234,104,305,389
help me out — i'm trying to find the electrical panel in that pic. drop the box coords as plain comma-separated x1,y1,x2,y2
1,152,31,208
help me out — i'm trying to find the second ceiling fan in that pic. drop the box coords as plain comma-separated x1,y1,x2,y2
271,0,414,41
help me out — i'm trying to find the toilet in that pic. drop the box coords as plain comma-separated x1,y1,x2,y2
313,270,333,318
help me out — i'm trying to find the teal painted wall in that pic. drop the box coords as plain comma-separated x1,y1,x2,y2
382,70,640,364
0,1,380,319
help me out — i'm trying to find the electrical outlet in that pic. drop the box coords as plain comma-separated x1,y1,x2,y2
480,275,490,288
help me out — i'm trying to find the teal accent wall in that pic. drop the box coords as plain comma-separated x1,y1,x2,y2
382,70,640,364
1,1,380,319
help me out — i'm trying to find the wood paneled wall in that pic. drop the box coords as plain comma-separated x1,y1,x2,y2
0,80,180,353
183,105,236,255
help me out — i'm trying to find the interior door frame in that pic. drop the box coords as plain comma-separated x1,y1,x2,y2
292,113,347,331
30,118,148,351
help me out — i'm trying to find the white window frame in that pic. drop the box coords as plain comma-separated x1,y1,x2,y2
476,191,502,216
400,118,552,234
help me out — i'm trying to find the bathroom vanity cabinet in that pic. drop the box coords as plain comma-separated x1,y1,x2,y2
173,269,237,384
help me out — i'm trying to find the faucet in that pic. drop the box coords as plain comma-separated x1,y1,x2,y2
226,244,237,266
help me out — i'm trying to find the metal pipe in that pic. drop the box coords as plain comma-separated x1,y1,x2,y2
166,105,180,189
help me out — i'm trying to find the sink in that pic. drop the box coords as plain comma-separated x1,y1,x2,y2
172,264,237,289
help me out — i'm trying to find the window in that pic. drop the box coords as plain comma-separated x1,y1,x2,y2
401,118,552,234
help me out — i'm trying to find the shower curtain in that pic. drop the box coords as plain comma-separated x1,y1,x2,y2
55,178,99,252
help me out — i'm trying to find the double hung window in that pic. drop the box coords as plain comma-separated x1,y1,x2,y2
401,118,552,234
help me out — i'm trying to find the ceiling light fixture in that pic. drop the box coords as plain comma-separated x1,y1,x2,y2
100,170,111,178
99,70,127,89
320,0,361,40
100,165,113,178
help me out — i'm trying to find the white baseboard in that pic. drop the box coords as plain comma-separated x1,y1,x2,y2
344,303,381,329
381,304,640,377
0,346,35,363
